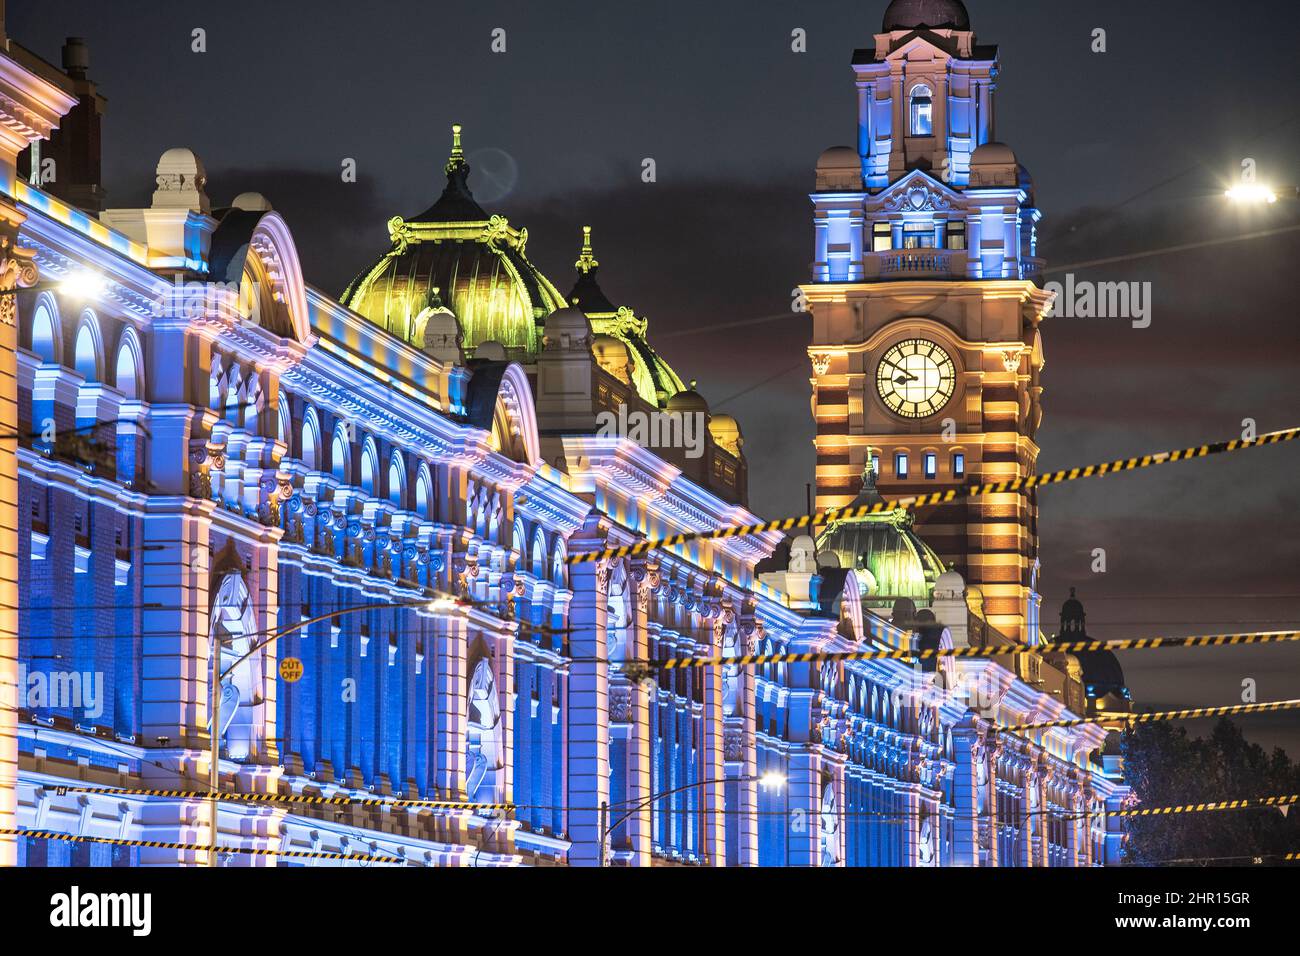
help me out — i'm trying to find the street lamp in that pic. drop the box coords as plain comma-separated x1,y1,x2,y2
0,268,107,299
205,592,470,865
1225,183,1298,204
599,771,787,867
55,270,107,300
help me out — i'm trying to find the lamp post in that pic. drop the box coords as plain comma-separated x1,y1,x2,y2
205,593,467,866
598,771,786,867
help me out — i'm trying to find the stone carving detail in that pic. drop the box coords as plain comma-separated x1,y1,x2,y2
0,232,39,326
884,182,953,213
609,685,633,723
387,217,414,254
810,352,831,377
723,725,746,761
189,444,212,499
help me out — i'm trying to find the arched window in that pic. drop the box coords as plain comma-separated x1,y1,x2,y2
31,301,58,363
387,452,404,508
607,563,630,663
820,782,841,866
909,84,933,136
210,572,264,761
209,356,225,410
276,392,291,444
465,656,504,802
74,320,99,381
330,426,349,483
531,529,546,576
224,378,241,426
512,517,527,559
360,440,377,495
114,333,141,400
300,410,320,471
415,464,431,517
246,378,264,435
551,543,567,588
721,623,739,715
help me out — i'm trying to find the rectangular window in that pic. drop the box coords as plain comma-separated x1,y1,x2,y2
945,221,966,250
872,222,892,253
910,90,933,136
953,452,966,479
871,453,881,477
923,452,937,479
903,223,935,249
894,452,908,479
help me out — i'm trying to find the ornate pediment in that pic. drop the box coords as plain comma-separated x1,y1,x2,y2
880,176,956,213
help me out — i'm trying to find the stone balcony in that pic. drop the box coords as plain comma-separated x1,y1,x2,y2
866,248,966,280
856,250,1046,283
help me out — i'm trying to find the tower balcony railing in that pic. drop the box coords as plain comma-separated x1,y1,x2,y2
865,248,967,280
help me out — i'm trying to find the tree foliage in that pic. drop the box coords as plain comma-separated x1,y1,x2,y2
1121,718,1300,865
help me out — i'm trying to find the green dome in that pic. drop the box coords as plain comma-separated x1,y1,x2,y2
816,463,946,605
340,125,567,357
567,225,686,408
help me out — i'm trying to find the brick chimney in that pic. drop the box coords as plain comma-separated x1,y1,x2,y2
13,34,106,212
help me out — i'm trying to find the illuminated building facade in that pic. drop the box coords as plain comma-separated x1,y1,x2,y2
804,0,1049,642
0,3,1128,868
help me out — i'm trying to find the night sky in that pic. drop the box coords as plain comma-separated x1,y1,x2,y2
13,1,1300,754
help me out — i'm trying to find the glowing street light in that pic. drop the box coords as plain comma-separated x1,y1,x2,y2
0,267,107,299
758,770,788,790
1225,183,1279,204
57,269,107,300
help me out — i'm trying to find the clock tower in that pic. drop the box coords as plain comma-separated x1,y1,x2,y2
801,0,1052,643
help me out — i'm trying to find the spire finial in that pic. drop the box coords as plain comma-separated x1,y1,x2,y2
575,224,599,274
1069,586,1076,598
445,123,466,175
862,456,878,489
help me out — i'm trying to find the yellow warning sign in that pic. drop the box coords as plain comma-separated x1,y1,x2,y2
279,657,304,683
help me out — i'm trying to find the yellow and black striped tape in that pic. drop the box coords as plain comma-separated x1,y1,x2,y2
0,827,404,863
1000,698,1300,733
1103,794,1298,819
569,426,1300,564
1287,852,1299,861
51,786,513,812
620,631,1300,677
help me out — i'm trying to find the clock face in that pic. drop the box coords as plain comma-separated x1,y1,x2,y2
876,338,956,419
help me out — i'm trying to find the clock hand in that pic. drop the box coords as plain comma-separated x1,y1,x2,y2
882,358,919,382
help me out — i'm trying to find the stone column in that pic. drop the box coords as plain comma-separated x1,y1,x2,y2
729,609,760,866
700,605,727,865
889,70,906,179
950,720,979,866
623,558,654,866
983,734,1001,867
0,205,38,866
565,517,609,866
786,747,820,867
935,72,950,177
